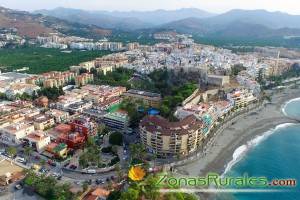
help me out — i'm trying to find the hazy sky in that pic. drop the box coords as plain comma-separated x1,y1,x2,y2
1,0,300,14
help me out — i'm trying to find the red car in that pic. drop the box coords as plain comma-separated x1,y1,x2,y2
47,159,57,167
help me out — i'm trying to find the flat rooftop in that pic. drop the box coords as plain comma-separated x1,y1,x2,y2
125,89,161,98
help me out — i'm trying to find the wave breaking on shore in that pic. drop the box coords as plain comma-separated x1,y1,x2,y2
282,97,300,116
222,123,295,176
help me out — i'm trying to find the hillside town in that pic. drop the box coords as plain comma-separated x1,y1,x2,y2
0,34,299,200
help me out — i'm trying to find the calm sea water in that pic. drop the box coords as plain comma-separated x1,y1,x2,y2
218,98,300,200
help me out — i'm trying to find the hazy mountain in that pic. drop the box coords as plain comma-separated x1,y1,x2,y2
35,7,152,30
0,6,111,38
34,7,215,30
101,8,215,25
205,9,300,29
160,9,300,39
161,17,210,34
210,21,300,38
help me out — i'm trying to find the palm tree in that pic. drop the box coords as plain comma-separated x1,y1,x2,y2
7,146,17,164
134,175,160,200
24,146,33,163
115,164,123,182
40,159,46,168
129,144,147,161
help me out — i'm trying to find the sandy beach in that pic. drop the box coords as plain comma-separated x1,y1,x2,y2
176,87,300,178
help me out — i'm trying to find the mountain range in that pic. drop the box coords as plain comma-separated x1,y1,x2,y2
33,8,300,44
1,6,300,47
34,7,214,30
162,9,300,34
0,6,111,38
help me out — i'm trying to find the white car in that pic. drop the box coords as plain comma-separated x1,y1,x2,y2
15,156,26,163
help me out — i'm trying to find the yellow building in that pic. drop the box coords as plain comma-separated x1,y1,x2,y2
139,115,204,158
46,142,68,159
75,73,94,86
25,131,51,152
123,89,162,108
33,114,55,131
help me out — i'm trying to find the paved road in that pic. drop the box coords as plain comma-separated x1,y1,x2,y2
62,168,116,182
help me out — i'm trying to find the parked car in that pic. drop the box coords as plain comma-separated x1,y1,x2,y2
69,164,77,170
34,155,40,160
51,172,59,177
16,156,26,164
96,179,104,184
32,164,41,171
86,169,96,174
47,159,57,167
15,184,23,190
63,162,70,168
39,167,49,174
74,181,81,185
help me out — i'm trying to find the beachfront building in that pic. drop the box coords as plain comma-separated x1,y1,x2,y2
139,115,204,158
175,103,219,136
123,89,162,108
237,71,261,96
227,89,257,109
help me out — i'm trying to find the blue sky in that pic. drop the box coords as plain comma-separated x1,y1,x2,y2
0,0,299,14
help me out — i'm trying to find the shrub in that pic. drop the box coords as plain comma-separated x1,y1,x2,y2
108,156,120,166
109,132,123,146
101,146,112,153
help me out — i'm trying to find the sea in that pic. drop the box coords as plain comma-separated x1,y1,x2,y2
217,97,300,200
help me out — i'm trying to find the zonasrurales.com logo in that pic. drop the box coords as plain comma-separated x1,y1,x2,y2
156,173,296,192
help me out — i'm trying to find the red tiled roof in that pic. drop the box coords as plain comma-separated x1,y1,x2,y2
140,115,203,136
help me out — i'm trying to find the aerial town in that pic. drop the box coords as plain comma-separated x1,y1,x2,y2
0,28,299,200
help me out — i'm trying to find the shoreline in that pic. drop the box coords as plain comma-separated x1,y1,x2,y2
175,87,300,198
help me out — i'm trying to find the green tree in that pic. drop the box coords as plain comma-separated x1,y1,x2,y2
79,154,88,169
231,64,246,76
129,143,147,162
109,132,123,146
121,188,139,200
0,92,7,100
40,159,46,167
82,182,89,192
7,146,17,158
107,190,121,200
24,146,33,162
86,136,96,148
79,68,88,74
114,163,123,182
